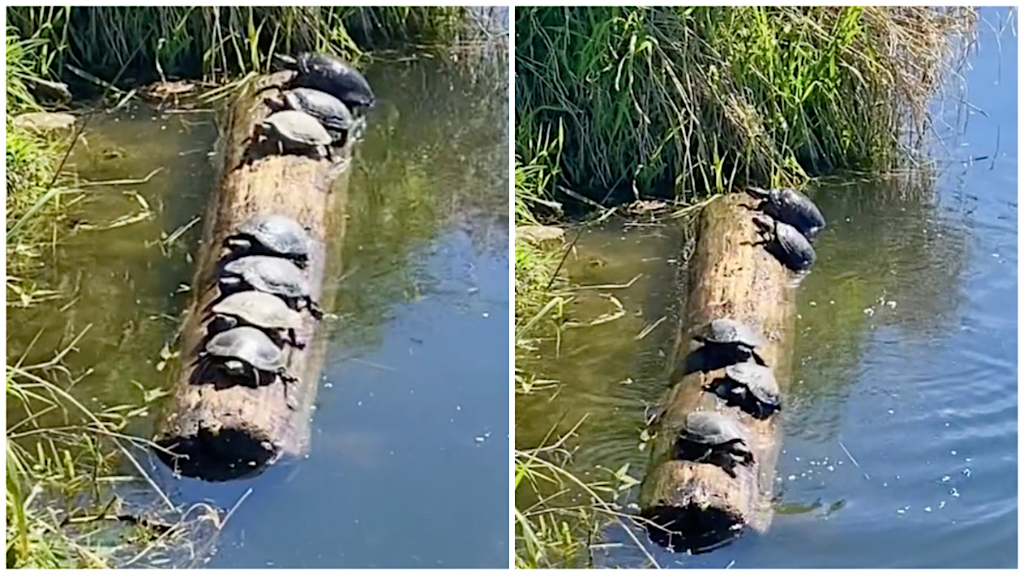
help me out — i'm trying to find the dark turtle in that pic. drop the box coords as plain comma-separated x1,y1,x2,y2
274,52,375,110
209,291,305,348
693,318,767,366
747,186,826,239
219,256,323,320
752,214,816,272
266,88,358,144
256,110,333,160
705,362,782,419
675,411,754,477
200,326,298,409
224,214,312,268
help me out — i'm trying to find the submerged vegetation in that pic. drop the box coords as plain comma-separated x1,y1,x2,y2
513,6,978,568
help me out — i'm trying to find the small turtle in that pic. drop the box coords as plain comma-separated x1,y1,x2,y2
705,362,782,419
266,88,359,144
274,52,375,110
223,214,312,268
676,411,754,477
219,255,323,320
747,186,826,239
752,214,816,272
200,326,298,409
209,291,305,348
694,318,767,366
256,110,333,160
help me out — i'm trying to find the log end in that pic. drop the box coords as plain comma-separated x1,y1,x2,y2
154,425,280,482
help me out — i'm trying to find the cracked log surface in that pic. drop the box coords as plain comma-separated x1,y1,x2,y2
154,72,349,481
638,192,796,552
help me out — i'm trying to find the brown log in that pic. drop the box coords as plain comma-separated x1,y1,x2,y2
638,192,796,552
153,72,351,481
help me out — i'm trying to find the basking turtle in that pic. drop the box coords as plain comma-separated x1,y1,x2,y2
274,52,375,111
223,214,312,268
266,88,359,144
705,362,782,419
693,318,767,366
200,326,298,409
219,255,323,320
752,214,816,272
256,110,333,160
676,411,754,477
209,291,305,348
747,186,826,239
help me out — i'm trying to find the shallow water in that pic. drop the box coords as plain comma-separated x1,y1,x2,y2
516,8,1016,569
8,47,509,568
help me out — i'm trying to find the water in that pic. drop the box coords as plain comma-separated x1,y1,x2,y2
516,8,1016,569
8,48,509,568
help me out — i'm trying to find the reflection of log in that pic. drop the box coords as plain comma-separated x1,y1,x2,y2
638,193,795,552
153,72,350,481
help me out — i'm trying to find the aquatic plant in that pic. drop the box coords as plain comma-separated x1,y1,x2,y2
515,6,977,204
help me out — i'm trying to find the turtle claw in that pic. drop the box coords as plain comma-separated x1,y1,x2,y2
306,299,324,320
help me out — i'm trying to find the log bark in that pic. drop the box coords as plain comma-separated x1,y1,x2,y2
153,72,350,481
638,192,796,552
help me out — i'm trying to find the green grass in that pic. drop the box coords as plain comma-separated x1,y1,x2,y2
515,7,976,205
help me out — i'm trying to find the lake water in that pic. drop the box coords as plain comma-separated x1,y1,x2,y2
515,7,1016,568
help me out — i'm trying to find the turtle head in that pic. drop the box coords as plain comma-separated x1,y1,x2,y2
223,359,245,374
272,53,299,70
752,214,775,232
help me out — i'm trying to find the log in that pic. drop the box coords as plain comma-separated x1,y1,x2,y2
153,72,351,481
638,192,796,552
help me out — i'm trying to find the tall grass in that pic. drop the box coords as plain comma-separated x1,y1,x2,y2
515,7,976,204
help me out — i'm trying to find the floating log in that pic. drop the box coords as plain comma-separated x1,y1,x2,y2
153,72,351,481
638,192,796,552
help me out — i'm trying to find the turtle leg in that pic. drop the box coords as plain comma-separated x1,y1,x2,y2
305,297,324,320
288,327,306,349
280,371,299,410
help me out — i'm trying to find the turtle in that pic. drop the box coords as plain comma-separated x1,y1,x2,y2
675,411,754,477
752,213,816,272
223,214,312,268
705,362,782,419
209,290,305,348
256,110,333,160
266,88,360,144
219,255,323,320
747,186,826,239
693,318,767,366
200,326,298,409
274,52,375,111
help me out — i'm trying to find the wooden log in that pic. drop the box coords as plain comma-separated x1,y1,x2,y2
638,192,796,552
153,72,351,481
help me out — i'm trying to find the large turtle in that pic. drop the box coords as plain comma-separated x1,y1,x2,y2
200,326,298,409
752,213,816,272
256,110,333,160
274,52,375,111
705,362,782,419
266,88,360,144
223,214,312,268
209,290,305,348
747,186,826,239
693,318,767,366
219,255,323,320
675,411,754,477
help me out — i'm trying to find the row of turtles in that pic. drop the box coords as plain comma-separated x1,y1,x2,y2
254,52,375,161
674,318,782,477
746,186,827,273
198,214,324,410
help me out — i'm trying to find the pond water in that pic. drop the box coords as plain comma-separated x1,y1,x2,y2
516,8,1016,569
7,46,509,568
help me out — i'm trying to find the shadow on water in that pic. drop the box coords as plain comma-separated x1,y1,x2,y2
516,7,1015,569
7,31,509,568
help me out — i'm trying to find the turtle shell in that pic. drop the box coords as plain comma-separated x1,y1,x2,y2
283,88,354,133
697,318,766,349
749,186,826,238
212,291,302,330
755,214,815,272
681,411,747,446
262,110,332,147
221,256,310,299
724,362,780,406
204,326,285,373
288,52,375,108
233,214,311,260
